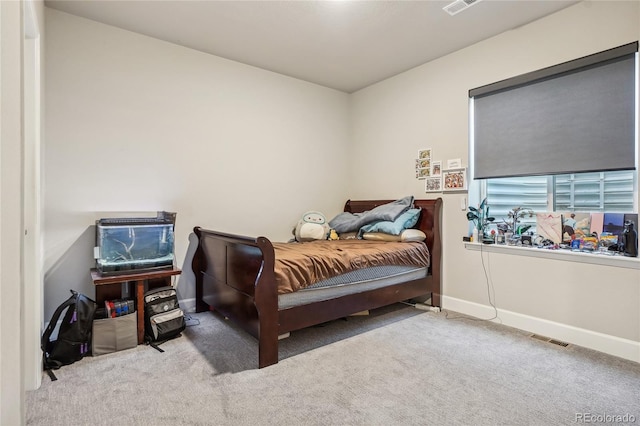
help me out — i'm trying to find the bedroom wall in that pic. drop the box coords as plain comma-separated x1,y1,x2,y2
350,0,640,361
43,8,351,319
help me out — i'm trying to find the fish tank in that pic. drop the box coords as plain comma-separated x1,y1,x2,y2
95,212,176,276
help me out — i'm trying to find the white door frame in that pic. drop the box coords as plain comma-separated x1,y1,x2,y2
23,0,43,391
1,0,27,423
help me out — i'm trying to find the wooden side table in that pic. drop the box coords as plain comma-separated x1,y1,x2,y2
91,268,182,344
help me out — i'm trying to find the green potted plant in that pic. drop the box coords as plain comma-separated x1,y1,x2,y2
467,198,495,241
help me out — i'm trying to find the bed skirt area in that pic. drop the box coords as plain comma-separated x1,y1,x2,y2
278,265,428,310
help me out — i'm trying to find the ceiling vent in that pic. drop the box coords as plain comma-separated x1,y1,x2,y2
443,0,483,16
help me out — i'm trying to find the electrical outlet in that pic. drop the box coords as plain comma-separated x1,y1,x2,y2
460,196,467,211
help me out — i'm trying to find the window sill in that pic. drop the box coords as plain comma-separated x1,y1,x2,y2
463,242,640,270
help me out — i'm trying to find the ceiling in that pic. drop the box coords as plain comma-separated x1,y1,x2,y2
45,0,580,93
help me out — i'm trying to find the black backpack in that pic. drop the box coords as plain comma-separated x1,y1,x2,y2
42,290,97,380
144,286,186,352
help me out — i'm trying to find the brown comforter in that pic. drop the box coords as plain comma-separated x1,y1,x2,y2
273,240,430,294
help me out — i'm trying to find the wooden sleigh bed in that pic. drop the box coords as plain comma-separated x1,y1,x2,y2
192,198,442,368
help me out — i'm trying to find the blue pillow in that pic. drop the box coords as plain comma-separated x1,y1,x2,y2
358,208,421,236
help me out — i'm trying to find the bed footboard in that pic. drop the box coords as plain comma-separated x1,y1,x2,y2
192,228,279,368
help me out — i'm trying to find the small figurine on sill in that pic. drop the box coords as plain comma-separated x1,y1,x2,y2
622,220,638,257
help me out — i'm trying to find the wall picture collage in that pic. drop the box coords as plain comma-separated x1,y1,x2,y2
415,148,467,192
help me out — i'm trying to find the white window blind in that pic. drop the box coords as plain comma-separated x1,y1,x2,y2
485,171,636,229
554,170,636,212
485,176,548,230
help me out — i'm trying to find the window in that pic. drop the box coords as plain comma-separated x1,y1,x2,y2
471,42,638,237
484,170,637,230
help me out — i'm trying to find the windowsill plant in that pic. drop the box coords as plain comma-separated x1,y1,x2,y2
466,198,495,241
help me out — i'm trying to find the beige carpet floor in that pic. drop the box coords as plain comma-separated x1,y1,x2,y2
26,304,640,425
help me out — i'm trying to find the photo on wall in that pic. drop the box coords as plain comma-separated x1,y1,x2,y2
442,168,467,191
418,148,432,161
425,176,442,192
415,148,437,180
431,160,442,177
415,166,431,179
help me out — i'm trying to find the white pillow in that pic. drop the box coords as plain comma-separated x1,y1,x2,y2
400,229,427,242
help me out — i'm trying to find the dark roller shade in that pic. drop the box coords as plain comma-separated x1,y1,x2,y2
471,42,637,180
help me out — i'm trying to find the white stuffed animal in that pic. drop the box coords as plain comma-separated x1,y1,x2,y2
294,211,330,242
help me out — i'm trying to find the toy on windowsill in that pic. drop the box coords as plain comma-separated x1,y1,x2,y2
622,220,638,257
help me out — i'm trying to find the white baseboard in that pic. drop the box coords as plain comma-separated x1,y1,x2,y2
442,296,640,363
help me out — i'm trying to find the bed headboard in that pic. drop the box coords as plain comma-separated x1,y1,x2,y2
343,198,442,251
343,198,442,296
